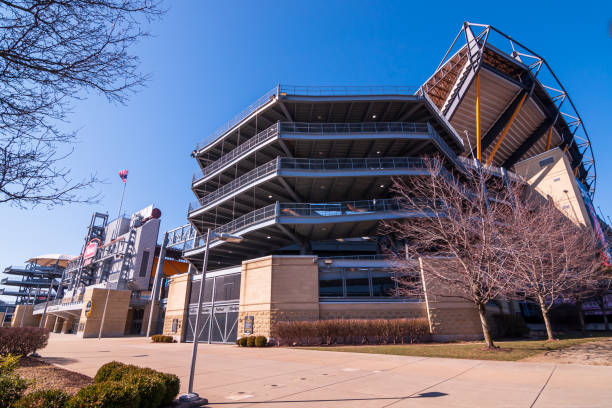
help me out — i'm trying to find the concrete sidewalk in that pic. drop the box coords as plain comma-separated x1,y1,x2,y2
40,334,612,407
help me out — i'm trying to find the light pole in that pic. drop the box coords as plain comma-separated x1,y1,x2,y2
179,229,243,403
146,232,169,337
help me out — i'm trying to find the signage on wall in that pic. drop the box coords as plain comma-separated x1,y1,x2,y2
85,300,92,318
82,238,101,266
243,316,254,334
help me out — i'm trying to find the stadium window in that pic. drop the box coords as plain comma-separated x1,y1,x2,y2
371,270,396,297
319,270,343,297
345,269,370,297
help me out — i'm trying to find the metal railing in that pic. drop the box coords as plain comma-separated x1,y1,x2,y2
279,121,428,134
279,85,415,96
188,198,438,252
192,121,463,184
195,86,278,151
166,223,198,252
195,85,420,152
457,156,523,182
33,297,84,313
193,124,280,183
189,157,428,213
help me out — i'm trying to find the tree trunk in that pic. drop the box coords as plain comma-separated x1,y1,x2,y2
576,301,586,335
537,295,555,341
477,303,495,348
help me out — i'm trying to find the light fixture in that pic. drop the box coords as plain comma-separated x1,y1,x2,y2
379,184,384,188
268,195,273,199
324,259,333,264
266,236,271,239
320,185,325,189
321,227,327,231
372,114,377,119
317,115,322,120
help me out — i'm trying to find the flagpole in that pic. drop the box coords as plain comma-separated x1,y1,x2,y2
113,178,128,240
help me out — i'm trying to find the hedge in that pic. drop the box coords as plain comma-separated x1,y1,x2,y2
0,327,50,357
236,336,267,347
272,318,430,346
151,335,173,343
492,314,529,338
94,361,179,406
67,381,140,408
14,389,71,408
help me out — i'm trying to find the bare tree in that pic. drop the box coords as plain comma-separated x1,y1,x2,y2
0,1,163,207
505,194,602,340
383,157,516,348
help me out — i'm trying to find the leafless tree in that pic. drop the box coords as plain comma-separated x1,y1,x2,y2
504,193,603,340
0,1,163,207
383,157,517,348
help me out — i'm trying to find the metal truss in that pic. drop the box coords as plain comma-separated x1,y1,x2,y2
420,21,596,198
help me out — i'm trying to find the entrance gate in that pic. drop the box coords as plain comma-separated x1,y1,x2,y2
185,303,239,343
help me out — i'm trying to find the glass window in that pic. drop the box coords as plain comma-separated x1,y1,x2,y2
345,269,370,297
371,270,396,297
319,271,343,297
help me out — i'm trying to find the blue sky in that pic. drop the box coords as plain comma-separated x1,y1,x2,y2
1,1,611,298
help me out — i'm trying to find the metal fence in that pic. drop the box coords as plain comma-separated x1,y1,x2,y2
189,198,437,252
279,85,415,96
189,157,428,213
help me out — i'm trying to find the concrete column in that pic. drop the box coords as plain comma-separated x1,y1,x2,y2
43,315,56,331
11,305,40,327
77,288,131,338
61,317,74,334
162,272,191,342
53,317,64,333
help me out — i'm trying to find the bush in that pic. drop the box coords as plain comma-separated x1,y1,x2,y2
127,374,165,408
94,361,180,407
271,318,431,346
151,335,173,343
0,327,49,356
492,314,529,338
254,336,267,347
14,389,70,408
236,337,247,347
67,381,139,408
246,336,256,347
0,354,27,408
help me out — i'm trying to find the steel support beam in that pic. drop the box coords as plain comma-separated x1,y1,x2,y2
485,92,528,166
503,115,556,168
475,71,481,161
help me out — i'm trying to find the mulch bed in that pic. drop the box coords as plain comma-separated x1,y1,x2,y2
16,356,93,395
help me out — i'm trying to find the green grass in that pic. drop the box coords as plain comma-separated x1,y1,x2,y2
304,335,612,361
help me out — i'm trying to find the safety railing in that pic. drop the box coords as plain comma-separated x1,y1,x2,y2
189,157,428,214
457,156,524,182
195,86,279,152
192,122,437,184
166,223,198,252
33,298,84,313
193,124,280,183
279,85,415,96
188,198,440,252
279,121,428,134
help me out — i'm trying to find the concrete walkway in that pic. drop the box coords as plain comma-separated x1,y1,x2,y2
40,334,612,407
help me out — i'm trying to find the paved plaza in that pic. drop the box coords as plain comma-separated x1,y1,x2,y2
39,334,612,407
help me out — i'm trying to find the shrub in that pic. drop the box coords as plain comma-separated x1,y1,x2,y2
492,314,529,338
94,361,180,406
67,381,139,408
127,374,165,408
246,336,256,347
271,318,431,346
151,335,173,343
14,389,70,408
0,327,49,356
0,373,27,408
236,337,247,347
0,354,27,408
254,336,267,347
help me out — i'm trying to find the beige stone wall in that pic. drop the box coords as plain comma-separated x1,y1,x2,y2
43,315,56,330
514,148,591,228
11,305,40,327
162,272,191,341
238,256,319,337
76,288,131,338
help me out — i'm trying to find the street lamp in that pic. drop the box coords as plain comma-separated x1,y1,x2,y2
179,229,243,403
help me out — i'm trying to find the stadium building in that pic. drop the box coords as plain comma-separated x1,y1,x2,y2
154,22,602,344
13,22,605,342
